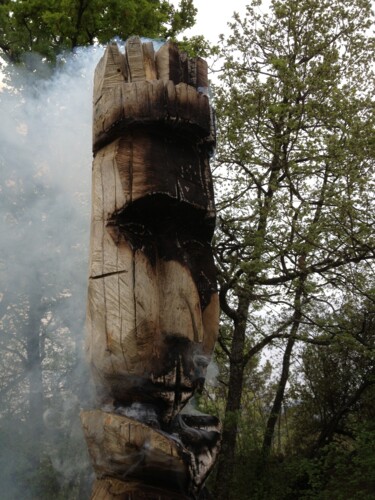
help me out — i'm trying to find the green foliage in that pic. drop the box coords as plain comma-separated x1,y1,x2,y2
287,425,375,500
288,301,375,453
0,0,197,63
175,34,212,57
206,421,375,500
212,0,375,497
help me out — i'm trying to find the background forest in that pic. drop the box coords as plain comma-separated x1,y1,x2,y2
0,1,374,499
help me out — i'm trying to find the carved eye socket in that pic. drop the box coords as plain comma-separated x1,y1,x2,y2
118,222,152,238
112,194,214,243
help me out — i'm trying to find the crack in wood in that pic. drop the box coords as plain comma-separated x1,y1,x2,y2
90,269,128,280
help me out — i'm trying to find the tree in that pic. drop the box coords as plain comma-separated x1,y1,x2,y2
211,1,375,497
283,299,375,498
291,298,375,455
0,0,197,63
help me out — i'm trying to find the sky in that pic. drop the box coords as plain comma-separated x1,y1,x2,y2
180,0,248,43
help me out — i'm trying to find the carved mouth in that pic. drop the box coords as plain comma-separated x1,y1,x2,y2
150,384,194,393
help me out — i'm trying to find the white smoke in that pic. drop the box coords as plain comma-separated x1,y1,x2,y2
0,46,105,499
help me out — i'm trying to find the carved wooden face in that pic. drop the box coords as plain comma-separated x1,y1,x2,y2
87,132,219,422
84,40,220,498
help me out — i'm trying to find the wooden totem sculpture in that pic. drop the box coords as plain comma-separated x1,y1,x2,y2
81,37,220,499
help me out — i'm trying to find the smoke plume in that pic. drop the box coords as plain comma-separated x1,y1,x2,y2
0,46,104,499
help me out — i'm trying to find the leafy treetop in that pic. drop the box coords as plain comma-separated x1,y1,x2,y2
0,0,197,63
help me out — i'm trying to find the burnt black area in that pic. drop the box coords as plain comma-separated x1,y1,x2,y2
93,120,214,156
110,379,194,423
110,194,217,309
162,335,204,416
179,428,220,452
179,414,220,428
171,414,221,452
108,336,209,424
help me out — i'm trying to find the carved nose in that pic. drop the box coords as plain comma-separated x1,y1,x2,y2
158,259,204,343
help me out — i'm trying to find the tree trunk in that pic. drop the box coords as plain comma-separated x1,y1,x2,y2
261,280,304,466
261,335,295,464
213,296,249,500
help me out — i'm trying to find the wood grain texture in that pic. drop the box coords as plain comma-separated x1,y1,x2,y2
93,81,212,151
88,34,219,418
142,42,157,81
155,42,181,84
93,44,127,104
84,37,220,498
92,38,214,152
126,37,146,82
81,411,189,495
82,410,220,499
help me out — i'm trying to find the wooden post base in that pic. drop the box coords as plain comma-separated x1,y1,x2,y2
81,409,220,499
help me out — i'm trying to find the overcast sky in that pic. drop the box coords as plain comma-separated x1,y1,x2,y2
180,0,248,43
